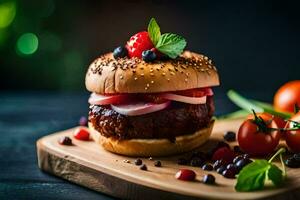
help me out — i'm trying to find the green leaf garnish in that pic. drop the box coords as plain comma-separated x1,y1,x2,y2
268,164,284,187
148,18,161,46
156,33,187,59
235,160,270,191
147,17,187,59
235,148,286,192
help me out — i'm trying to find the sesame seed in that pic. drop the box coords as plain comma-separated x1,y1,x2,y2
150,73,154,76
141,73,144,76
170,72,175,75
167,78,170,81
185,78,188,82
134,77,138,81
162,72,166,76
151,80,154,84
204,56,208,60
120,75,123,79
145,87,148,90
150,69,153,72
146,83,150,87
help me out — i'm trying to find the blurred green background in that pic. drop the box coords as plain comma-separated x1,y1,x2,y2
1,0,299,92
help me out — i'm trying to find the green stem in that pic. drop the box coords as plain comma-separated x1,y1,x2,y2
268,148,286,163
280,153,287,177
227,90,264,113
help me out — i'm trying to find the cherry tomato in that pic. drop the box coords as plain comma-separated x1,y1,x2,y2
247,112,286,137
285,112,300,153
274,80,300,113
238,115,280,156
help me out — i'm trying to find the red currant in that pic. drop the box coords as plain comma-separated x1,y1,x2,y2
126,31,154,58
73,128,90,141
175,169,196,181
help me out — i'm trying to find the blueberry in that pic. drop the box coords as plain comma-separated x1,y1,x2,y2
213,160,226,170
222,169,236,179
202,164,213,171
134,158,142,166
154,160,162,167
235,158,252,170
243,154,250,159
285,157,300,168
140,164,147,171
202,174,215,184
293,153,300,161
226,164,238,173
223,131,236,142
190,157,204,167
216,165,226,174
58,136,72,145
233,155,244,164
113,46,128,58
142,50,156,62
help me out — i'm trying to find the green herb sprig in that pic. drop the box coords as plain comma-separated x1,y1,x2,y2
235,148,286,192
226,90,292,119
147,18,187,59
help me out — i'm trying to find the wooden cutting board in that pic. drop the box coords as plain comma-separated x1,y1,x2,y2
36,119,300,200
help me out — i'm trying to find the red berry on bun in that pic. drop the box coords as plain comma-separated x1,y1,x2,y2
126,31,154,58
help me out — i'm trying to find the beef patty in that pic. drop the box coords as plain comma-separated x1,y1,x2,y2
89,97,214,140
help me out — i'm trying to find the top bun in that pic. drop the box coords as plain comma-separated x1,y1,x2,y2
85,51,219,94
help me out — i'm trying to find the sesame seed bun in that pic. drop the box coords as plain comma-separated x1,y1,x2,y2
85,51,219,94
89,120,214,157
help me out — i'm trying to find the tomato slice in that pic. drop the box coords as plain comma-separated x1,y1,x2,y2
89,88,213,106
175,88,213,97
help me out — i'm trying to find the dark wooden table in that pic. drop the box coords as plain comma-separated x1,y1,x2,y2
0,90,272,199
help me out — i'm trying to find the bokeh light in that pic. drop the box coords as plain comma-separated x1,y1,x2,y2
0,1,16,28
16,33,39,55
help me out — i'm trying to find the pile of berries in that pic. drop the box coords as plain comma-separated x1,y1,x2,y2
177,140,252,180
113,31,161,62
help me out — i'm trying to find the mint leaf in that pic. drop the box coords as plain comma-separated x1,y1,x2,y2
148,18,161,46
235,160,270,191
268,164,284,187
156,33,187,59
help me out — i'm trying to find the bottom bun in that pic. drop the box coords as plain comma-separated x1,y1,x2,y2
89,120,214,157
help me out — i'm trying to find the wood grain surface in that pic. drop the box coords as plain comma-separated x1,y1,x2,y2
37,119,300,200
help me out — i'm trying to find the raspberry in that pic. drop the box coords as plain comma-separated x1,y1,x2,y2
126,31,154,58
212,147,235,163
73,128,90,141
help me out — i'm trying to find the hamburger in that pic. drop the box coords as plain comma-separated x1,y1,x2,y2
85,18,220,156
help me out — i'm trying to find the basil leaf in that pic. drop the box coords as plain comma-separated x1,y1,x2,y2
268,164,284,187
148,18,161,46
235,160,270,191
156,33,187,59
